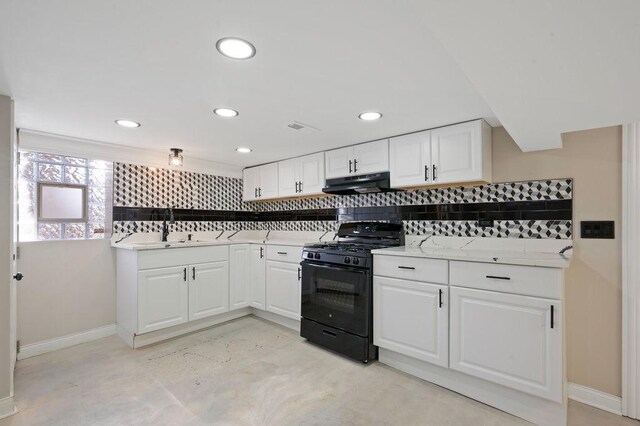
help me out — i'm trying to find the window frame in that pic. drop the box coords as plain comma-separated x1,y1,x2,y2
37,182,88,223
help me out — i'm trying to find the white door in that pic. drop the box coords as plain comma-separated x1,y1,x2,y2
431,120,483,184
353,139,389,175
189,261,229,321
449,286,562,402
278,158,299,197
138,266,189,333
389,131,431,188
299,152,325,195
325,146,354,179
229,245,251,310
265,261,301,320
242,167,259,201
250,244,266,309
258,162,279,199
374,276,448,367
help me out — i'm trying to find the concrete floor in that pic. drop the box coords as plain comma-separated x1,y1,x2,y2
0,316,637,426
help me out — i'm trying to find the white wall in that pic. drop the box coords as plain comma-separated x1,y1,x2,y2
17,240,116,346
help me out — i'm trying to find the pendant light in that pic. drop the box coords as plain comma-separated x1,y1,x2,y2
168,148,184,167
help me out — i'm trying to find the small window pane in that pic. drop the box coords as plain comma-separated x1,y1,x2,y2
19,161,36,181
64,223,86,239
38,163,62,182
64,166,87,184
19,223,37,242
88,223,106,239
89,185,105,205
37,153,63,163
38,223,62,240
88,160,110,170
64,156,87,166
88,203,105,222
38,184,86,221
20,151,37,162
18,180,37,223
88,168,106,186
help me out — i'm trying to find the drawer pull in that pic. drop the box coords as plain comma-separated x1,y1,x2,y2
277,251,288,255
486,275,511,280
439,289,443,308
550,305,554,329
322,329,337,337
398,266,416,270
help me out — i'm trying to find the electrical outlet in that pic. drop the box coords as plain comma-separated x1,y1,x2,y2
580,221,614,239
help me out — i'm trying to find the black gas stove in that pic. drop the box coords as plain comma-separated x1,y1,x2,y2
300,222,404,363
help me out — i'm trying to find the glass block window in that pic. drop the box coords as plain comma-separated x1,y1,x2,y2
18,150,113,241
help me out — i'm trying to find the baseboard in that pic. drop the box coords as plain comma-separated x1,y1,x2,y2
17,324,117,360
0,396,16,420
568,383,622,416
250,308,300,332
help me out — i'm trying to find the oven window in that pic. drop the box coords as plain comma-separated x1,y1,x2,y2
315,278,356,313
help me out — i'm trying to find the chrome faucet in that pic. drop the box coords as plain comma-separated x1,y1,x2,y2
161,208,175,242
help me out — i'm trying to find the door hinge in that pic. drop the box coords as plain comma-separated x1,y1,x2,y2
16,340,20,354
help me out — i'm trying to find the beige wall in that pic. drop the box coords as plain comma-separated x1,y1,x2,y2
0,95,14,401
17,240,116,346
493,125,622,396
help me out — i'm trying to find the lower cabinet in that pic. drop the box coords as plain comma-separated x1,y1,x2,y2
138,266,190,334
250,244,266,309
229,244,251,310
189,261,229,321
266,260,301,320
449,286,563,402
373,276,449,367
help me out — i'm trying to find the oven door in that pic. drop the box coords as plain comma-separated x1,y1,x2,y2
301,261,371,337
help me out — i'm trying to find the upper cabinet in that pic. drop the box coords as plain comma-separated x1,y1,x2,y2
325,139,389,179
278,152,325,197
390,119,492,188
243,163,279,201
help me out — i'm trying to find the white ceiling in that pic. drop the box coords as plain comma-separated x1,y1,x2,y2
0,0,497,167
411,0,640,151
1,2,638,166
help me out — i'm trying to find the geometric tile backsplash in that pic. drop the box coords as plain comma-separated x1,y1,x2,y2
112,162,573,239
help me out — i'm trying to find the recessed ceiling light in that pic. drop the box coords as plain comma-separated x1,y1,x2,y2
236,147,252,153
214,108,239,118
358,112,382,121
216,37,256,60
115,119,141,128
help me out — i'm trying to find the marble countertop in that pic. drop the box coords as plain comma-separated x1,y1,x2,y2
372,236,572,269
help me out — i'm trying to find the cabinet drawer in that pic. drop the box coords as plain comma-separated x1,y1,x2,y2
137,245,229,270
266,245,303,264
449,261,562,299
373,255,448,284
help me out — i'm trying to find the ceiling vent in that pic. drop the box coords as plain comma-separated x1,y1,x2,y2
286,121,321,134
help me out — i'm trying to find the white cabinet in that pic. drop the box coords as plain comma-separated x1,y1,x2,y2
138,266,189,334
243,163,279,201
278,152,325,197
389,120,492,188
325,139,389,179
229,244,251,310
449,286,563,402
374,276,448,367
250,244,266,309
188,261,229,321
266,260,301,321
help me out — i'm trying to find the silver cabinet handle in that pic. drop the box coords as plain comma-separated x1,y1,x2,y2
192,267,196,281
277,251,287,255
349,160,353,173
486,275,510,280
398,266,415,270
432,164,437,180
424,165,429,181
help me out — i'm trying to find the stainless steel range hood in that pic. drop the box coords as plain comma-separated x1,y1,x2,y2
322,172,398,195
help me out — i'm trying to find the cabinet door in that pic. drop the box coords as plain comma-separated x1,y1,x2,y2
138,266,189,334
188,261,229,321
250,245,266,309
278,158,299,198
325,146,354,179
266,260,301,320
242,167,259,201
299,152,325,195
389,131,430,188
431,120,483,184
258,162,279,199
353,139,389,175
229,245,251,310
450,286,562,402
374,276,448,367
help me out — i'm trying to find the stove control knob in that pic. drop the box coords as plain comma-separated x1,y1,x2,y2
314,253,321,260
352,258,360,265
344,256,351,264
307,252,314,259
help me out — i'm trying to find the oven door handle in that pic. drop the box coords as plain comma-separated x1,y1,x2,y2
301,261,370,275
